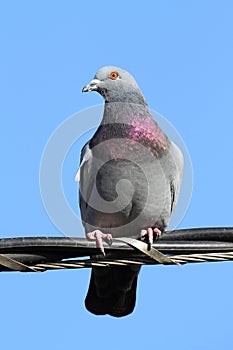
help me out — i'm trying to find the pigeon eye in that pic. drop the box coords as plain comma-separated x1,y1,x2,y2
109,71,119,80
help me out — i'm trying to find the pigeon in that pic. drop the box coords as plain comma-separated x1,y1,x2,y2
76,66,183,317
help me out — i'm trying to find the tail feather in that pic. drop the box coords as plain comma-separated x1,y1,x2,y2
85,266,141,317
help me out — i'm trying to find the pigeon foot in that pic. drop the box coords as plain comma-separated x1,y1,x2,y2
86,230,113,255
140,228,162,251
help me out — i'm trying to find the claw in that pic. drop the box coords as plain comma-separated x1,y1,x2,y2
86,230,113,255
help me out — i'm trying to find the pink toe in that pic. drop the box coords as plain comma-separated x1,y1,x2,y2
153,228,161,236
86,232,96,240
95,231,105,255
147,228,154,245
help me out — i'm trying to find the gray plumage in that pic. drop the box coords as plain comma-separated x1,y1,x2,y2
77,66,183,317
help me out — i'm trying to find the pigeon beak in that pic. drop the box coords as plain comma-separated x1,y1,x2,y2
82,79,101,92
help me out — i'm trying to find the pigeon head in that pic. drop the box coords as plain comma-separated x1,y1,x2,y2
82,66,147,104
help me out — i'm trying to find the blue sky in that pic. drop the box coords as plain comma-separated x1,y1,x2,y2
1,1,233,349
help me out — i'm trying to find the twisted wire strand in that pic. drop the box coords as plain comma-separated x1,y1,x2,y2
25,251,233,273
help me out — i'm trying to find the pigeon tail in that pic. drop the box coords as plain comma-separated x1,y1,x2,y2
85,266,141,317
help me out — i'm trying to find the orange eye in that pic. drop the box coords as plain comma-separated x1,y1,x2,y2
109,71,119,80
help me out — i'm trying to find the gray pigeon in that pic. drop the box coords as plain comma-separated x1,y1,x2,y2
76,66,183,317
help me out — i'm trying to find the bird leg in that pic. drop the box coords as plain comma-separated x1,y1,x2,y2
140,227,161,251
86,230,113,256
